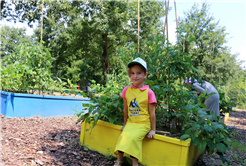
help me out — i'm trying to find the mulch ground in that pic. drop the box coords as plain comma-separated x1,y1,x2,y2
1,109,246,166
0,116,115,166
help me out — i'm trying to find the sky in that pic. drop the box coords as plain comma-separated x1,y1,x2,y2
167,0,246,68
1,0,245,68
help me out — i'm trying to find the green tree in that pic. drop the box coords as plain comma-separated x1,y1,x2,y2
1,1,40,27
1,1,166,86
31,1,165,85
0,25,32,58
178,2,228,71
178,2,246,109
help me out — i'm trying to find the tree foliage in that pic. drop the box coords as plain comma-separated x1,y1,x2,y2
1,43,53,93
1,0,166,86
0,25,32,58
178,3,228,73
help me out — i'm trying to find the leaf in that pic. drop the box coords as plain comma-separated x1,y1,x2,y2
82,103,91,107
200,104,206,109
152,85,160,90
193,124,200,130
216,143,227,153
160,103,168,108
180,134,190,140
200,93,205,98
185,128,192,135
83,146,89,151
191,131,198,140
218,154,230,165
192,137,201,146
211,122,223,130
207,141,216,151
205,92,216,99
112,95,118,99
198,141,207,153
203,124,213,132
109,117,115,124
159,88,169,93
94,114,98,121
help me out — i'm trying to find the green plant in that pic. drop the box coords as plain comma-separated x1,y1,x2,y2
228,139,246,153
218,90,236,116
76,74,128,128
66,79,79,96
0,42,68,95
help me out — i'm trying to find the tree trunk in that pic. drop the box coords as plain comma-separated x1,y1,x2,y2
102,34,109,86
0,0,5,12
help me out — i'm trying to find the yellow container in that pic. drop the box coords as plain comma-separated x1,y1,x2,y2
224,113,229,122
80,120,201,166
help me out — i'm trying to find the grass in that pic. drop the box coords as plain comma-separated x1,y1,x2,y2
229,139,246,153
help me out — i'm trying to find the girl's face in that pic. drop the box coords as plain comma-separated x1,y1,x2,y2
129,65,147,88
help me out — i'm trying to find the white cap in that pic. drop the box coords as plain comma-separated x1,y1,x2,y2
127,57,147,70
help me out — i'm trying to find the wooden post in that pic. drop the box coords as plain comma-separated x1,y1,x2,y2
163,0,169,36
174,0,179,44
174,0,181,86
165,0,170,113
219,75,220,88
40,0,44,47
211,43,214,81
138,0,140,54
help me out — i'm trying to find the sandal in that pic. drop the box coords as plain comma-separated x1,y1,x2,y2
114,160,123,166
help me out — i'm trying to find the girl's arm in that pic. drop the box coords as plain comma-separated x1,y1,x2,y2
147,103,156,138
121,99,128,132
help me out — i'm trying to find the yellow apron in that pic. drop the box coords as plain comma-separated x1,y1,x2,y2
114,87,151,161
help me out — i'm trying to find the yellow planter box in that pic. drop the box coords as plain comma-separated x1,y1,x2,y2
80,120,201,166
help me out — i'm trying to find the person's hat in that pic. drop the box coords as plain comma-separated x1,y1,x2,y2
87,83,91,86
127,57,147,70
184,78,197,85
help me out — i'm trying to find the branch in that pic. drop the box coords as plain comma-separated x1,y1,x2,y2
108,45,112,49
156,130,171,135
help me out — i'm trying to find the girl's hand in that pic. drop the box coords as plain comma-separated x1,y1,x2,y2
121,125,125,132
147,130,155,139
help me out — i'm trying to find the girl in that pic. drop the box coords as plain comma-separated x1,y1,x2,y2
114,57,157,166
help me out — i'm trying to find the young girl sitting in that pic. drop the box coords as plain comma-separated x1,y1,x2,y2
114,57,157,166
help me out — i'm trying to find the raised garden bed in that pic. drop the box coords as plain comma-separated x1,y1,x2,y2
80,120,201,166
0,91,91,118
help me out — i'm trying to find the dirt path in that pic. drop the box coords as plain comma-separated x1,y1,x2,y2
1,109,246,166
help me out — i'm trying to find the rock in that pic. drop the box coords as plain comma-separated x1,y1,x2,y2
37,151,44,154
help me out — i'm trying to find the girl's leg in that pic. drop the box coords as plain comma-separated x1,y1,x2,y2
132,158,138,166
118,151,124,162
114,151,124,166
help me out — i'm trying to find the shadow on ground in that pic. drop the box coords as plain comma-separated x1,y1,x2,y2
228,109,246,119
39,129,116,166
